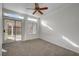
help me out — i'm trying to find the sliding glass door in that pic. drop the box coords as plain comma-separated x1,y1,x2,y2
3,19,22,43
15,21,22,41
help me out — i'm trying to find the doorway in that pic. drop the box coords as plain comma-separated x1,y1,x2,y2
3,19,22,43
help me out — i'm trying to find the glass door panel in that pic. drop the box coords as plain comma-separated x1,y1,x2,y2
4,19,15,43
15,21,22,41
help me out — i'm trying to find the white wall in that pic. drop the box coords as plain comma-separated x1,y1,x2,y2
40,4,79,53
0,3,2,55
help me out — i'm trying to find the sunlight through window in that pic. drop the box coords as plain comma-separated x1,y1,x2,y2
62,35,79,48
41,21,54,31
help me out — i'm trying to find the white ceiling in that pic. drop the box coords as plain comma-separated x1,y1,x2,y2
3,3,71,18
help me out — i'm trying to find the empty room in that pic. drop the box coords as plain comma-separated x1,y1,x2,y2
1,3,79,56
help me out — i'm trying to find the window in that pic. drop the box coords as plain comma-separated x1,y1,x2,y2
27,17,38,34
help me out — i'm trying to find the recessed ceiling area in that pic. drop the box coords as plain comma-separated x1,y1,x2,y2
3,3,72,18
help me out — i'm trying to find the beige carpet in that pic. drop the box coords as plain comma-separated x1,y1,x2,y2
2,38,79,56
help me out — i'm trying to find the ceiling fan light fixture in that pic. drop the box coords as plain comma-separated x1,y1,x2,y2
26,3,48,15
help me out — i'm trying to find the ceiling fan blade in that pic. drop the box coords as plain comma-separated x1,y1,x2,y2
39,7,48,10
38,10,43,14
33,10,37,15
26,8,34,10
35,3,39,8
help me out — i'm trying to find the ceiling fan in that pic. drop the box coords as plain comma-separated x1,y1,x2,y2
26,3,48,15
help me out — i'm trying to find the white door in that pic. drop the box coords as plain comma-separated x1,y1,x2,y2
3,19,22,43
